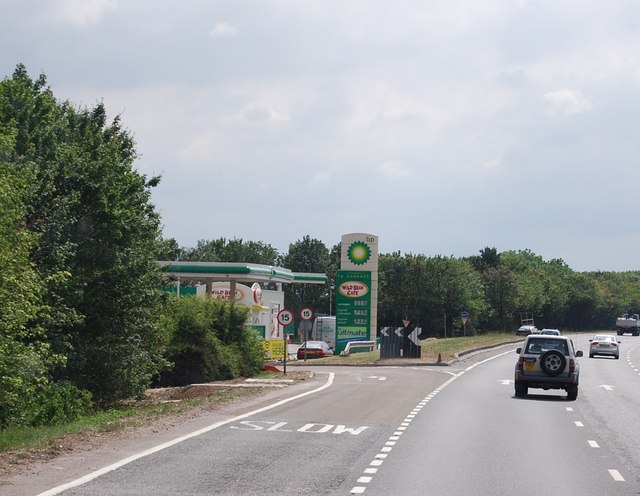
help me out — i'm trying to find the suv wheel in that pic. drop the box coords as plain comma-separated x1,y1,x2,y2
540,350,566,377
566,386,578,401
514,382,527,398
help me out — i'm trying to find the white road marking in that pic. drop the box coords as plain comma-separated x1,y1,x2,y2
575,421,584,427
609,469,625,481
349,351,514,493
36,373,336,496
588,440,600,448
565,407,573,412
598,385,615,391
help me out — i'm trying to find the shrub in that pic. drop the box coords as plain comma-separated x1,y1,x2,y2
158,296,264,386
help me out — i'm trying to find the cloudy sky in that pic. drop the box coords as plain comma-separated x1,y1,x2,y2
3,0,640,271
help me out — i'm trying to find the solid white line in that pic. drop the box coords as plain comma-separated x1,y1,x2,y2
36,373,336,496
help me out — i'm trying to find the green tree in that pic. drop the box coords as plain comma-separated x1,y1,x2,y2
0,65,167,405
183,237,279,265
481,266,518,331
280,236,331,322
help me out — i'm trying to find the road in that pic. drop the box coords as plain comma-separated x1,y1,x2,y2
6,335,640,495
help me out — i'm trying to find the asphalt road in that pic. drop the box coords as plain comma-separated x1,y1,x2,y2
7,334,640,496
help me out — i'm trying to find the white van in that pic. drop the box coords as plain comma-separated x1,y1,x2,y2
311,316,336,350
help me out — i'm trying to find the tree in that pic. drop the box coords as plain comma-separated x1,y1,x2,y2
182,237,279,265
481,266,518,331
280,236,331,322
0,65,167,405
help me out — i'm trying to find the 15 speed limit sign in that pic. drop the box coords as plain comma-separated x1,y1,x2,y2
300,307,313,321
277,309,294,327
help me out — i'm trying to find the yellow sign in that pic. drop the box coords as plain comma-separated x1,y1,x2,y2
263,339,286,360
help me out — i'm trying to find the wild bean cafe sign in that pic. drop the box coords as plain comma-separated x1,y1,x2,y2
335,270,372,354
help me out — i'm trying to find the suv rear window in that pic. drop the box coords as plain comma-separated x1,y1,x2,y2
525,338,569,355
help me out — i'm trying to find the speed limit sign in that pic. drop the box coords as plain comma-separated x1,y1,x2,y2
277,309,294,327
300,307,313,321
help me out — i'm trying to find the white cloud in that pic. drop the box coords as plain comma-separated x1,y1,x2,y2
311,171,331,187
484,158,501,170
208,22,238,37
376,161,412,179
543,89,592,116
52,0,117,26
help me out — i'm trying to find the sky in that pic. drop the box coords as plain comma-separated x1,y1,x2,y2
2,0,640,272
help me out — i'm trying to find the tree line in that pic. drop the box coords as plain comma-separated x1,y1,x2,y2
169,238,640,335
1,65,638,428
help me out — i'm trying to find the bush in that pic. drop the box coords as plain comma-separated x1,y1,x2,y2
30,381,93,426
158,296,264,386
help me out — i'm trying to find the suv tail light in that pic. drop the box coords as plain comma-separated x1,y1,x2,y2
517,357,524,372
569,359,576,374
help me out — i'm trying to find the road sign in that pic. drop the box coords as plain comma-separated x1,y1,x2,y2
300,307,313,321
277,309,294,327
461,311,469,324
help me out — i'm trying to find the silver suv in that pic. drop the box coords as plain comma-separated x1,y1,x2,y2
514,335,583,401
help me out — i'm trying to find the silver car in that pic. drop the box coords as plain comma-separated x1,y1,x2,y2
514,335,583,400
589,334,620,359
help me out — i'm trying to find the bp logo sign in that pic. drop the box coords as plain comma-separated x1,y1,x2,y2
347,241,372,266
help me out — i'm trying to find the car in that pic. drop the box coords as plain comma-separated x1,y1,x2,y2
589,334,620,359
516,325,538,336
296,341,334,359
514,334,583,400
540,328,561,336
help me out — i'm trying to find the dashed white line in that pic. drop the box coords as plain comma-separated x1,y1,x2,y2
348,353,512,495
609,469,625,481
588,440,600,448
574,421,584,427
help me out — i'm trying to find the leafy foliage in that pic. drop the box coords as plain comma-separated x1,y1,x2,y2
0,65,167,408
182,238,279,265
280,236,331,320
158,296,263,386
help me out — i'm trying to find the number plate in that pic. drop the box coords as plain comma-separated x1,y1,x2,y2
524,361,536,371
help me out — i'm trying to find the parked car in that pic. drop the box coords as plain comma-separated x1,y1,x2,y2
540,328,561,336
516,325,538,336
297,341,334,359
514,335,582,400
589,334,620,359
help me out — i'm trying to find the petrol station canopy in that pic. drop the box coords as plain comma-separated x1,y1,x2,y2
158,261,327,286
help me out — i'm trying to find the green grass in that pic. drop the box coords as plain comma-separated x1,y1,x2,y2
0,387,258,454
